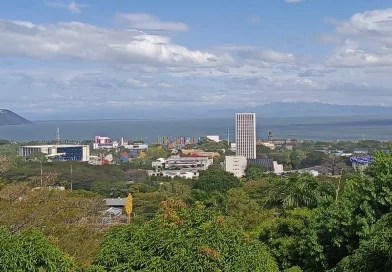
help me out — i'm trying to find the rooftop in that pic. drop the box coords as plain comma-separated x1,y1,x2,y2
105,198,126,206
21,144,88,148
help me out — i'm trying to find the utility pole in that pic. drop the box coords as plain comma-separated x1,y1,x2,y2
70,164,73,191
40,161,43,187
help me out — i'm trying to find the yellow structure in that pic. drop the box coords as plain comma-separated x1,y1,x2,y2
125,193,133,224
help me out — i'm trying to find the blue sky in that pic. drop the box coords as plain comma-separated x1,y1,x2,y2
1,0,392,119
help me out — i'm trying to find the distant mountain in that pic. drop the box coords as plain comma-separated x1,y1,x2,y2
205,102,392,118
0,109,32,125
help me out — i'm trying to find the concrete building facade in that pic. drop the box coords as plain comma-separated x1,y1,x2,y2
224,155,247,178
19,144,90,162
235,113,256,159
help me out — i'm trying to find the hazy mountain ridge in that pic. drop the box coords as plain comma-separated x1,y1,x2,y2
0,109,32,125
205,102,392,118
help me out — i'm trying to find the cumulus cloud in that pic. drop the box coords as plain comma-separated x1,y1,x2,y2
326,39,392,67
114,13,189,32
336,8,392,37
0,19,234,68
325,9,392,68
45,0,89,14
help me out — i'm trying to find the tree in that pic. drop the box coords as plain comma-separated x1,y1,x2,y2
301,151,327,168
0,139,10,146
322,154,347,176
0,228,77,272
226,188,274,231
159,180,191,201
289,150,306,170
193,167,242,193
315,150,392,269
0,155,13,173
245,164,267,181
258,208,326,272
0,184,105,268
267,174,335,210
257,145,272,158
90,200,279,272
334,213,392,272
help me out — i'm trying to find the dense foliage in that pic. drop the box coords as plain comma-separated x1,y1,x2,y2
90,200,279,272
0,228,76,271
1,140,392,271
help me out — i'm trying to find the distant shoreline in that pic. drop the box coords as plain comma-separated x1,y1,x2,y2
27,114,392,123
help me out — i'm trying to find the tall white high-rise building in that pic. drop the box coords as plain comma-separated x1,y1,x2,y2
235,113,256,159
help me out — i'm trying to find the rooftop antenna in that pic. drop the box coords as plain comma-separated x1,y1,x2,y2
56,126,60,145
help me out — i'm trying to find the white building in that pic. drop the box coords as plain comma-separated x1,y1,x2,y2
19,144,90,162
206,135,220,142
273,161,284,174
224,156,247,178
93,136,119,149
235,113,256,159
164,156,213,171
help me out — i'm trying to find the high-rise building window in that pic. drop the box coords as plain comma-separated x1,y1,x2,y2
235,113,256,159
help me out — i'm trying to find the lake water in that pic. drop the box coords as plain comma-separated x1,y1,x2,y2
1,116,392,142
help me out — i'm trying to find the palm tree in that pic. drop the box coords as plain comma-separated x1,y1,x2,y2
266,174,335,209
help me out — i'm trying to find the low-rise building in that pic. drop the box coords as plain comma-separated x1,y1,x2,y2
93,136,119,149
165,155,213,171
152,156,213,171
230,143,236,152
19,144,90,162
206,135,220,142
224,156,247,178
350,156,374,171
105,198,126,208
248,158,284,174
257,141,275,150
181,149,220,158
147,170,199,179
267,132,298,150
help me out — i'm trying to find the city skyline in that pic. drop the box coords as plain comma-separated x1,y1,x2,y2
1,0,392,119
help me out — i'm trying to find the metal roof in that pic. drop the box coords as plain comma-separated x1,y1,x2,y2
247,159,274,170
105,198,126,206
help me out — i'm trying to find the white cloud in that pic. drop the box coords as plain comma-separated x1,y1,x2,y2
45,0,89,14
125,78,148,89
0,19,234,68
336,8,392,37
115,13,189,32
325,9,392,68
285,0,304,3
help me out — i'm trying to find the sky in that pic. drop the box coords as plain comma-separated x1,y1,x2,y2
1,0,392,119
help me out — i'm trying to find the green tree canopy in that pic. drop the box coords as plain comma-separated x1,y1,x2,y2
90,200,279,272
267,174,335,210
0,228,76,272
258,208,326,272
334,213,392,272
245,164,267,181
193,167,242,193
